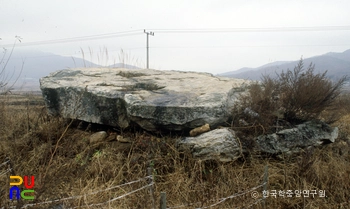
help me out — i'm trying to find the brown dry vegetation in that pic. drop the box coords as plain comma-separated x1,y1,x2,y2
0,91,349,209
231,60,348,138
1,60,350,209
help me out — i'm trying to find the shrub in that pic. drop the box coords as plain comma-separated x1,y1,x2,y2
232,59,348,136
277,60,347,122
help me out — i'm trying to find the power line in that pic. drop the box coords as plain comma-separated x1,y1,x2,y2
150,43,350,49
149,25,350,33
0,29,143,48
1,26,349,50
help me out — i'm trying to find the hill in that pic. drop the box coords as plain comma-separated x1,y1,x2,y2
0,49,140,92
0,49,101,91
219,49,350,82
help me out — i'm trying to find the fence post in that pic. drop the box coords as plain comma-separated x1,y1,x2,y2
160,192,166,209
148,167,155,209
262,165,268,209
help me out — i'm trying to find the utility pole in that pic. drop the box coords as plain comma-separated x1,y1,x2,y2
144,29,154,69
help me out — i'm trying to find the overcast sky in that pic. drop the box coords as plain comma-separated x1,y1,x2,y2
1,0,350,74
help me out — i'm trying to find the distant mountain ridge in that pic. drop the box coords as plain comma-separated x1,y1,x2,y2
219,49,350,81
1,49,139,91
3,49,349,92
221,61,292,76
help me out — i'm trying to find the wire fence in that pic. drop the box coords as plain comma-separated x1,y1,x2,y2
197,182,266,209
1,157,154,209
0,159,10,168
19,176,153,209
1,156,269,209
0,168,12,177
163,165,269,209
163,183,266,209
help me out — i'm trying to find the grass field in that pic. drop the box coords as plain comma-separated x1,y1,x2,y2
0,93,349,209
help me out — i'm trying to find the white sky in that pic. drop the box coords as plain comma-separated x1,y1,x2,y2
1,0,350,74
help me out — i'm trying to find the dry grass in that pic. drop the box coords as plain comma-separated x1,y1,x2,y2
0,93,349,209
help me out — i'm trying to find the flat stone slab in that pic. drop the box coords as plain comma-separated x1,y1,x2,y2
40,68,248,132
256,120,338,154
177,128,242,162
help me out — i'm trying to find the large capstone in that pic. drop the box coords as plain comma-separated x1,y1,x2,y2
40,68,248,132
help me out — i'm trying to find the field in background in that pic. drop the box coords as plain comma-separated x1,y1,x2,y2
0,93,349,209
